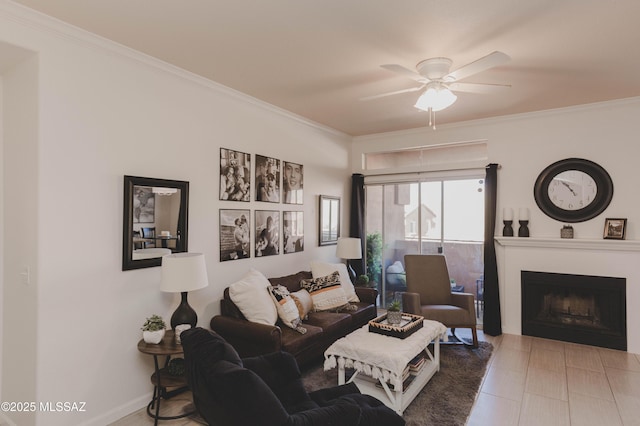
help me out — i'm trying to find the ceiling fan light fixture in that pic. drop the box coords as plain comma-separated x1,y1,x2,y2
414,84,457,112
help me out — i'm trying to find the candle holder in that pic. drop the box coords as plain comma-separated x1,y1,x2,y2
503,220,514,237
518,220,530,237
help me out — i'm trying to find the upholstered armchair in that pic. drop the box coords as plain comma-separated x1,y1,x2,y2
181,328,405,426
401,254,478,347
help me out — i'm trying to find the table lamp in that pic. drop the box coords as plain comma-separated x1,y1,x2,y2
160,252,209,329
336,237,362,283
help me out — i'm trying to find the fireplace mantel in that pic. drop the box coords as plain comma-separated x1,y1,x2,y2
495,237,640,252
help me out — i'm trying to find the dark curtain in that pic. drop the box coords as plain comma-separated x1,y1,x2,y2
349,173,366,277
483,164,502,335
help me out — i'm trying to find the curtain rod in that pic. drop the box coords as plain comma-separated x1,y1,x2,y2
358,163,500,178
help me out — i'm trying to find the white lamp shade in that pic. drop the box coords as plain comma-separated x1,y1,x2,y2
160,252,209,293
336,237,362,259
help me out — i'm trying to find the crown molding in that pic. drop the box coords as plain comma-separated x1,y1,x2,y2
0,0,348,139
354,96,640,142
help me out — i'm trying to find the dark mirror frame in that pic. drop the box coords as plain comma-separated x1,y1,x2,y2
318,195,340,246
122,175,189,270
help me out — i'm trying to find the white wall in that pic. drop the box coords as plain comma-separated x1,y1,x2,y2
353,98,640,353
1,49,39,426
353,99,640,240
1,3,351,425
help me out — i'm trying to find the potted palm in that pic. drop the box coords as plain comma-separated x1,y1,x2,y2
386,300,402,325
141,314,166,344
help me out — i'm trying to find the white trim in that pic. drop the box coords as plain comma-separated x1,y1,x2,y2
495,236,640,252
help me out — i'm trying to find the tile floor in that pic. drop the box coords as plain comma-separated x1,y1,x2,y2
109,331,640,425
468,332,640,426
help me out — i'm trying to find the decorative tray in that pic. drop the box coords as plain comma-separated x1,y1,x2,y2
368,313,424,339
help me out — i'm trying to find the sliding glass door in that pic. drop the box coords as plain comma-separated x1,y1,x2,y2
365,176,485,322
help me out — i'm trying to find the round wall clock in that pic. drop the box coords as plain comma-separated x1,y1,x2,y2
533,158,613,223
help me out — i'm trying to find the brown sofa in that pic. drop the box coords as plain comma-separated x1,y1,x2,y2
210,271,378,368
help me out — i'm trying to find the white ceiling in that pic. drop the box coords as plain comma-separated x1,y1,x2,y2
10,0,640,136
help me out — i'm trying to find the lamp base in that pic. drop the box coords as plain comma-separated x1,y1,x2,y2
170,291,197,329
346,262,357,283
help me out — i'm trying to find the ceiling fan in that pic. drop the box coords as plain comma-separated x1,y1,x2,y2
366,51,511,128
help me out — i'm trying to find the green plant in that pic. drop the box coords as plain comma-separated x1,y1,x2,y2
356,274,370,286
141,314,166,332
387,300,401,312
366,232,383,285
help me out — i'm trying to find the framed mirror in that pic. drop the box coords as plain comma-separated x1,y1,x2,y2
319,195,340,246
122,175,189,270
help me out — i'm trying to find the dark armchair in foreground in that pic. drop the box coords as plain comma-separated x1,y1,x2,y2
181,328,405,426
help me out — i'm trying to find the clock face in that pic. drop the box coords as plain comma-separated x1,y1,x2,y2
534,158,613,223
547,170,597,211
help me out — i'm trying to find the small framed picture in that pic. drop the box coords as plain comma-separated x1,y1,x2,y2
603,218,627,240
255,155,281,203
219,209,250,261
283,161,303,204
219,148,251,202
283,211,304,253
255,210,279,257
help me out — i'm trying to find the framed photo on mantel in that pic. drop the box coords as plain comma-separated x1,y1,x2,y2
603,218,627,240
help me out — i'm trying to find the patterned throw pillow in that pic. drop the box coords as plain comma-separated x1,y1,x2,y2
267,285,307,334
290,289,313,320
300,271,351,312
311,261,360,303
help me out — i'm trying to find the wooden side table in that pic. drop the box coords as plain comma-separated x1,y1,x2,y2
137,330,194,425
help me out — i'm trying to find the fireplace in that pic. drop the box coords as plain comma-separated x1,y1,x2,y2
521,271,626,350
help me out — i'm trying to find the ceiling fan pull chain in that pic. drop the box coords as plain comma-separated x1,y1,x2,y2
429,108,437,130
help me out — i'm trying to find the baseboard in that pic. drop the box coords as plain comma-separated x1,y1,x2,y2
76,392,152,426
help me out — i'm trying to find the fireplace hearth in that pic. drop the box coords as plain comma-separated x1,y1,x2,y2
521,271,626,350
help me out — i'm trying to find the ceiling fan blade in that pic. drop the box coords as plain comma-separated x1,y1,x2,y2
381,64,427,83
360,86,423,101
449,82,511,94
445,51,510,82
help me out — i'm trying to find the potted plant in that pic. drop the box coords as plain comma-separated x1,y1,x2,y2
355,274,370,287
141,314,166,344
387,300,402,325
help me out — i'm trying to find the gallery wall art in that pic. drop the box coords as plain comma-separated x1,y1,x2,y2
219,209,250,261
220,148,251,202
256,210,280,257
255,154,281,203
283,161,303,205
218,149,307,261
283,211,304,253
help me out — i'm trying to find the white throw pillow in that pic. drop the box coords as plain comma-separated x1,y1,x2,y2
311,261,359,302
301,271,350,312
228,269,277,326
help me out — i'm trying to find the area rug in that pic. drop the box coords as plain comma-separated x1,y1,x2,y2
301,341,493,426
